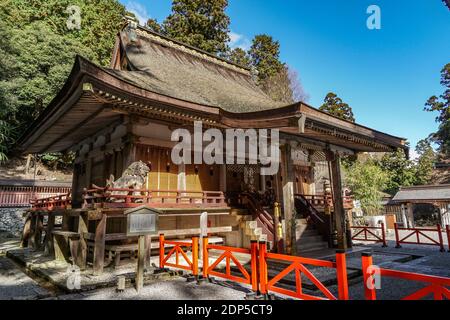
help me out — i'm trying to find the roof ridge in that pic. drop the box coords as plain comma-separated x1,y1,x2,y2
133,25,252,76
400,184,450,190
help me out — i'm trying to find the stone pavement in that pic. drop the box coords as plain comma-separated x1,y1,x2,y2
1,233,449,300
46,277,248,300
0,256,52,300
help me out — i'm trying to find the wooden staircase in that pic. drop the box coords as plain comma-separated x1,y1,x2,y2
295,194,332,250
296,218,329,254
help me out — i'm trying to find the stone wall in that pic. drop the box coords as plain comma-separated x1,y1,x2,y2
0,207,27,236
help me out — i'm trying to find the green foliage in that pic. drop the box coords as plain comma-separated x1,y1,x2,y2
228,48,251,68
378,149,416,195
1,0,126,66
0,0,125,164
162,0,231,55
424,63,450,159
319,92,355,122
249,34,283,83
344,159,388,216
39,152,75,170
145,18,163,34
414,139,436,185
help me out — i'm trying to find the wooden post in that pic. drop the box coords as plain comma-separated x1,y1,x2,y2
93,214,107,275
44,213,55,256
199,212,208,259
202,237,209,279
406,203,414,228
329,152,347,250
159,234,165,269
144,235,152,268
335,250,349,300
136,235,145,293
34,214,43,250
361,253,377,300
281,144,296,255
77,213,88,270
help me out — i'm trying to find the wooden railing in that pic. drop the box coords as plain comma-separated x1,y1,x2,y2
31,193,72,211
300,194,354,210
82,186,227,209
295,194,331,246
240,192,275,244
0,185,71,207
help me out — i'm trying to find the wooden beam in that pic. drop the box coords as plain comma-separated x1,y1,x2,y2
329,152,347,250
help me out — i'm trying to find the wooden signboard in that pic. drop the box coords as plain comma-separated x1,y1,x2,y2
125,206,160,237
125,206,160,293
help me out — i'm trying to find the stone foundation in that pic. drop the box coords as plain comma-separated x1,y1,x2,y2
0,207,27,236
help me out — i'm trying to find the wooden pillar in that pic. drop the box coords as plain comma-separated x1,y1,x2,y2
401,204,408,227
144,235,152,268
85,157,92,190
281,144,296,255
123,135,137,169
93,214,107,275
219,164,227,192
329,152,347,250
406,203,414,228
44,213,55,256
71,164,80,208
76,213,88,270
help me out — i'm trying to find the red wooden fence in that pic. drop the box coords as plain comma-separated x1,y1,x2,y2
394,223,446,252
351,223,387,247
362,253,450,300
0,184,71,207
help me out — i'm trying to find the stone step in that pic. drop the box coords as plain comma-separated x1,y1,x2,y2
296,229,317,237
297,235,324,244
297,241,329,253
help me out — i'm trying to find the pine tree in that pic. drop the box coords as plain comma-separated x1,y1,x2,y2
414,139,436,185
319,92,355,122
228,48,251,68
249,34,283,83
162,0,231,55
424,63,450,159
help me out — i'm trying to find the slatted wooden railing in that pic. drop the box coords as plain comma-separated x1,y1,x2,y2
82,186,227,209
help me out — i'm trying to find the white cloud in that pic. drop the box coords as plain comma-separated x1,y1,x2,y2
229,31,251,51
125,1,150,26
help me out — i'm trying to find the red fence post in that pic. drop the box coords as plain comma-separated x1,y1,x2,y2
159,234,165,269
447,225,450,253
361,253,377,300
381,222,387,247
202,237,209,280
436,224,445,252
250,240,259,294
258,241,268,297
335,250,349,300
394,223,401,248
192,237,199,278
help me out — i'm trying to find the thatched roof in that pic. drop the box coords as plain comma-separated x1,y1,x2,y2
109,26,284,113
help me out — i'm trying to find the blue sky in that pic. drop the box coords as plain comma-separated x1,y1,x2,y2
121,0,450,157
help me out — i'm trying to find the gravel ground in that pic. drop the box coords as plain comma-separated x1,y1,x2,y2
50,277,249,300
0,256,51,300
